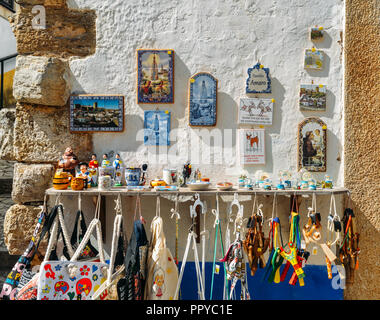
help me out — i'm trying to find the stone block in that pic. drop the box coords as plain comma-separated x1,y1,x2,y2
10,5,96,58
12,163,54,204
0,108,15,161
3,204,47,255
13,102,93,163
16,0,67,7
13,55,71,107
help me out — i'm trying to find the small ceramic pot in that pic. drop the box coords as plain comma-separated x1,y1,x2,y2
71,177,85,191
53,171,71,190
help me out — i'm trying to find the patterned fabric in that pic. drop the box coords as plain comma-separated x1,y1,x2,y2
37,261,108,300
0,207,48,300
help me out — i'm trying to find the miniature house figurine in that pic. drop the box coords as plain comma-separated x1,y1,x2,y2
57,147,79,176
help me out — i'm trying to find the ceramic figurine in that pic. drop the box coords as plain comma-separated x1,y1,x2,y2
101,153,111,168
112,153,124,186
57,147,79,176
194,168,201,181
181,162,192,187
76,162,91,188
323,175,333,189
113,153,123,170
89,154,99,169
140,164,148,186
88,154,99,187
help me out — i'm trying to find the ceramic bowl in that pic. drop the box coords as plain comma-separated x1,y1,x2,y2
187,181,211,191
216,182,233,191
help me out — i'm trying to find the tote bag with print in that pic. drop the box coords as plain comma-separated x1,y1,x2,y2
145,216,178,300
37,196,108,300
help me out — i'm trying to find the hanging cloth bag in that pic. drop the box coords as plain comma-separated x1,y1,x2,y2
37,195,108,300
15,198,75,301
144,196,178,300
117,195,149,300
67,194,99,260
0,197,50,300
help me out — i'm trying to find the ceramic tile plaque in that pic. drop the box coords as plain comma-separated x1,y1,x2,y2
189,72,217,126
70,95,124,132
298,117,327,172
238,98,274,125
239,128,266,165
246,63,271,94
304,49,324,70
144,110,171,146
300,84,327,111
137,49,174,104
310,27,324,42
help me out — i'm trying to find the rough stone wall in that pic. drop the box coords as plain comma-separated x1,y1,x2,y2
0,0,95,254
344,0,380,300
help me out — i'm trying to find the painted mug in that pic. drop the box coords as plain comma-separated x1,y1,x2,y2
98,175,114,190
125,167,141,186
163,169,178,185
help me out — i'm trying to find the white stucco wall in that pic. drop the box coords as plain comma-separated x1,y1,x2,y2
69,0,344,187
65,0,345,264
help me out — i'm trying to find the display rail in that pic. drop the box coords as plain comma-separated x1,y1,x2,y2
45,187,349,196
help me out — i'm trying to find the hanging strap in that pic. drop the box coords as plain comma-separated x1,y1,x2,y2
170,193,180,265
291,193,299,213
327,193,341,246
174,231,205,300
92,215,123,300
156,195,161,217
70,195,105,263
251,192,257,218
134,194,146,224
43,203,75,261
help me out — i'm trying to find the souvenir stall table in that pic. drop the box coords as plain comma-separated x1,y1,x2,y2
40,186,352,300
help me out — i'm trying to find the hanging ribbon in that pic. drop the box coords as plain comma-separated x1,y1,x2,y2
278,194,306,286
210,193,227,300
